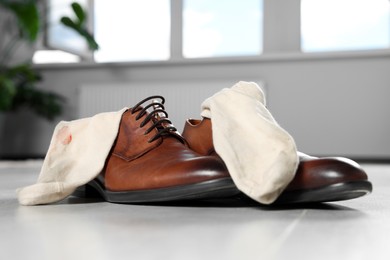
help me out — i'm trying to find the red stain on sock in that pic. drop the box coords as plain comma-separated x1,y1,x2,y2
57,126,72,145
64,134,72,145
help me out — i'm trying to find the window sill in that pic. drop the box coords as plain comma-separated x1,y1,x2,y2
33,49,390,70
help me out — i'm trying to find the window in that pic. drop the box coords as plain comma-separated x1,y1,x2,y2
301,0,390,52
94,0,171,62
36,0,390,64
37,0,263,63
182,0,263,58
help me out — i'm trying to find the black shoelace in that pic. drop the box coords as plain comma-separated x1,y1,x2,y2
130,95,177,143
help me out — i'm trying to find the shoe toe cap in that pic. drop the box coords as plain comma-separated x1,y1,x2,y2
286,157,368,191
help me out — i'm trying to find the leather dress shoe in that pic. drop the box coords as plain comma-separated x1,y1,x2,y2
182,118,373,204
75,96,240,203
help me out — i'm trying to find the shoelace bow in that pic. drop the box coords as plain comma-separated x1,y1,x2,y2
130,95,178,143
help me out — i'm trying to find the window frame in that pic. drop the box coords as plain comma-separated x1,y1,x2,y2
35,0,390,66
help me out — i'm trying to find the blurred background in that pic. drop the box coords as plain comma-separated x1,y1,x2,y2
1,0,389,160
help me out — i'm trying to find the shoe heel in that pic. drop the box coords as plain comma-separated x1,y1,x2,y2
73,184,101,198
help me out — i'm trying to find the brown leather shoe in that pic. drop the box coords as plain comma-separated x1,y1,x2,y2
182,118,373,204
75,96,240,203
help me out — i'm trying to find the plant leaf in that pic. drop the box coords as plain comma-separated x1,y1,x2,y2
60,17,80,31
0,0,40,42
12,85,65,120
60,17,99,50
0,75,17,110
71,2,85,25
7,64,41,82
78,28,99,50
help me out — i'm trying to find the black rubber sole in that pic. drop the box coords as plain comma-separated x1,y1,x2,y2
73,179,372,205
73,178,241,203
273,180,373,204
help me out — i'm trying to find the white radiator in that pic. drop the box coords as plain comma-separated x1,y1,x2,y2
79,80,265,132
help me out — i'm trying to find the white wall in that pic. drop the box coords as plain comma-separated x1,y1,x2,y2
1,53,390,159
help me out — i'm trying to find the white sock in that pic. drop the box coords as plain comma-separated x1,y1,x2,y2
17,108,127,205
201,81,298,204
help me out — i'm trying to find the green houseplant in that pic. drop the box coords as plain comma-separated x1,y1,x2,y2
0,0,64,120
0,0,98,121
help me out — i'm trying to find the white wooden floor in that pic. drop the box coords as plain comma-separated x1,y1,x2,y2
1,160,389,260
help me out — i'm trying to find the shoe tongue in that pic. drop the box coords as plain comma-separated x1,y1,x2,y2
152,102,170,124
150,102,186,144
